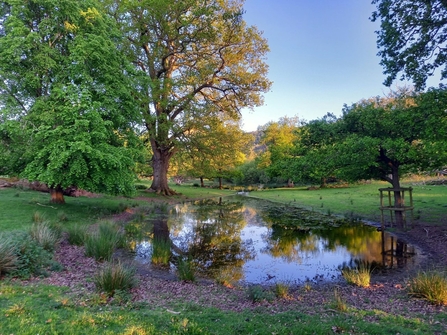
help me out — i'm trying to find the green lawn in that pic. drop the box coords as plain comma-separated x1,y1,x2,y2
1,180,447,334
249,180,447,225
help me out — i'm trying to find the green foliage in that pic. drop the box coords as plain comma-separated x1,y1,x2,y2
408,270,447,305
341,263,371,288
111,0,271,194
247,285,274,303
371,0,447,90
0,234,18,275
9,232,53,279
85,221,124,261
151,237,171,266
29,221,60,252
176,257,196,282
93,261,137,297
293,88,447,194
66,224,88,246
0,0,139,197
274,282,290,299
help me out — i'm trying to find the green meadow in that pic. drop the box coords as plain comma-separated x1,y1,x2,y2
1,180,447,334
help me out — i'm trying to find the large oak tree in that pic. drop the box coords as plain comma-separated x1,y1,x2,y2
109,0,271,195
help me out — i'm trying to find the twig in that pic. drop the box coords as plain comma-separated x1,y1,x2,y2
36,203,57,209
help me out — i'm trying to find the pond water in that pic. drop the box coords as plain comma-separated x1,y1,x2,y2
125,196,422,285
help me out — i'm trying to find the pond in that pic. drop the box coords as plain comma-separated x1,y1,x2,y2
125,196,422,285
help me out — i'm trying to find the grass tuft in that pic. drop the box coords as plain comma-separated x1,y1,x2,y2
151,237,171,266
408,270,447,305
176,256,196,282
332,288,348,312
274,282,291,299
66,224,87,246
341,262,371,287
29,221,60,252
0,234,18,274
93,261,137,297
85,221,124,261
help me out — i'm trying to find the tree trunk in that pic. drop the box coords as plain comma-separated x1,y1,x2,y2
218,176,223,190
50,185,65,204
200,176,204,188
320,177,327,188
149,146,177,196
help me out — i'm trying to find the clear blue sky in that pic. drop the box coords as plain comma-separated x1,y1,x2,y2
239,0,435,131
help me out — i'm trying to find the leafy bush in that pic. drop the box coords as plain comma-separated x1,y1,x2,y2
341,263,371,287
93,261,136,297
10,232,53,278
30,221,60,252
408,270,447,305
0,234,18,275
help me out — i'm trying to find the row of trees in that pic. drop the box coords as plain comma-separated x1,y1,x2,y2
1,0,447,211
0,0,270,202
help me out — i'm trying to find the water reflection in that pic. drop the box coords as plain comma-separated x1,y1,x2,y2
126,196,421,284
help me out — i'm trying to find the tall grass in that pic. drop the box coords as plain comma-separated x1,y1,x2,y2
151,237,171,266
85,221,124,261
30,221,60,252
66,224,87,246
341,263,371,287
93,261,137,297
0,234,18,275
408,270,447,305
176,256,195,282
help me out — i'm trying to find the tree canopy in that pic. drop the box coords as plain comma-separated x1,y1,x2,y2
0,0,139,202
371,0,447,90
109,0,271,195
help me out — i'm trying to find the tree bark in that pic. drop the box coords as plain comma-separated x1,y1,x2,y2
50,185,65,204
149,146,177,196
200,176,204,188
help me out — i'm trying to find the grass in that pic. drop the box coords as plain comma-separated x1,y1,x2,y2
1,179,447,334
341,262,372,288
29,221,60,252
0,234,18,275
1,281,445,334
408,270,447,305
151,237,171,266
248,178,447,224
93,261,137,297
176,256,196,282
65,224,87,246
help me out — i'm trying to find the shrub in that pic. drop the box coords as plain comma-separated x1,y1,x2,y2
10,232,53,278
66,224,87,246
176,257,195,282
93,261,137,297
0,234,18,275
408,270,447,305
30,222,60,252
341,262,371,287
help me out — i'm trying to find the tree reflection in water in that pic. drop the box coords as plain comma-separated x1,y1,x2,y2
127,196,421,284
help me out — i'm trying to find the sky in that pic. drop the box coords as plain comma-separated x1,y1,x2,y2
239,0,439,132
